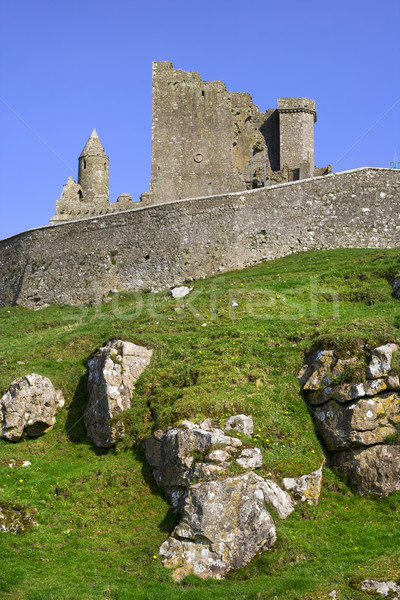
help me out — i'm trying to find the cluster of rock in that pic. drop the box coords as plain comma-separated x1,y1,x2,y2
0,374,64,441
299,343,400,496
83,340,153,447
0,340,152,450
145,416,323,580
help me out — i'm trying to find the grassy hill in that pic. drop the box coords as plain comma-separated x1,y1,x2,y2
0,248,400,600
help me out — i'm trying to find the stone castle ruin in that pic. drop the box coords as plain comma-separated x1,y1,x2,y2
1,61,400,308
51,62,330,223
50,129,134,223
141,61,330,205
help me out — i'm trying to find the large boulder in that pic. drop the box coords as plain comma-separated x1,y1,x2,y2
84,340,152,447
299,343,400,496
0,374,64,441
145,418,328,579
159,472,277,580
331,445,400,497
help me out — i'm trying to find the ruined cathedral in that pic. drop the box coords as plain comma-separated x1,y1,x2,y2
51,61,331,223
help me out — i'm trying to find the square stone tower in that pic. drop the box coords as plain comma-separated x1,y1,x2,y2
142,63,328,205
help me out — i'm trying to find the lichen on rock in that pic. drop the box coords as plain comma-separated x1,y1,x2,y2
159,472,277,580
0,374,64,441
84,339,152,447
144,416,322,579
299,342,400,496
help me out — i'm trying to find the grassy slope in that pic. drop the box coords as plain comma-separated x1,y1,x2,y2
0,248,400,600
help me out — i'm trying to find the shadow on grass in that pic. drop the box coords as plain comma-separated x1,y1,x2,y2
65,372,109,457
137,448,179,534
65,373,87,443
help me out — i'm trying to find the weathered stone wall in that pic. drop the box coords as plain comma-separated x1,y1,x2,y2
142,63,325,205
50,130,134,224
277,98,316,173
1,168,399,308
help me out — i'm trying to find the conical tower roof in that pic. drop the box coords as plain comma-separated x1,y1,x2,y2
79,129,108,158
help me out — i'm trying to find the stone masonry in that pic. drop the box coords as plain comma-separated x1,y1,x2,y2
50,129,133,223
50,63,329,223
141,62,330,205
0,167,399,308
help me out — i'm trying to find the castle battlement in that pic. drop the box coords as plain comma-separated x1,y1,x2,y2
1,167,399,308
1,63,398,309
50,63,331,224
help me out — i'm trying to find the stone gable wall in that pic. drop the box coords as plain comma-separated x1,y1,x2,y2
1,168,399,308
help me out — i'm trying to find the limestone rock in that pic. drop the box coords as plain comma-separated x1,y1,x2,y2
224,414,254,435
0,502,36,534
283,466,323,505
0,374,64,441
307,383,365,405
331,445,400,497
159,472,276,580
259,479,295,518
84,339,152,447
312,393,400,450
364,378,387,396
361,580,400,598
168,286,192,298
236,447,262,469
302,350,336,391
145,419,243,507
331,357,357,379
367,343,398,379
387,374,400,390
393,275,400,300
206,449,231,463
300,343,400,497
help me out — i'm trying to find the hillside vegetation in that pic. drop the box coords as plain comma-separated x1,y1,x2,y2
0,248,400,600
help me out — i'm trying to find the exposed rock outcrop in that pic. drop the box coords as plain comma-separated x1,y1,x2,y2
299,344,400,496
84,340,152,447
0,374,64,441
159,472,277,580
145,418,248,508
330,445,400,497
146,417,321,579
392,275,400,301
361,579,400,598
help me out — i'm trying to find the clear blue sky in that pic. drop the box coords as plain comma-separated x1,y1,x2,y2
1,0,399,240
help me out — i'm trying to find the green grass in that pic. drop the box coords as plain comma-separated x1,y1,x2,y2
0,248,400,599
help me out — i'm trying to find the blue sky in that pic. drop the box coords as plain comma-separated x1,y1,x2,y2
0,0,399,240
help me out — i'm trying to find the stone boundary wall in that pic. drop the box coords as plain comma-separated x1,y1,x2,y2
1,168,399,308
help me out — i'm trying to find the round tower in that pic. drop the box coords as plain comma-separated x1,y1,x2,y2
78,129,109,205
277,98,316,177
